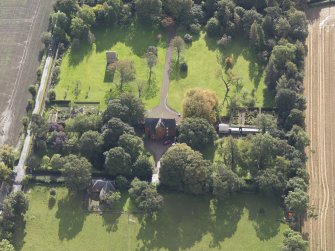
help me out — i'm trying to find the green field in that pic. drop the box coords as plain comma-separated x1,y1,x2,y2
55,24,167,110
15,186,288,251
167,33,274,112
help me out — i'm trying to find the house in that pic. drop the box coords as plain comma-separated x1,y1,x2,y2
106,51,118,65
145,118,176,140
90,179,116,201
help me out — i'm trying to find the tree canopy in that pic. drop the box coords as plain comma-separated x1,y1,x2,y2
182,88,219,124
178,117,217,151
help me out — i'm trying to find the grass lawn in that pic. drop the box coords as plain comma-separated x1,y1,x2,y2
55,24,167,110
15,185,288,251
167,33,274,113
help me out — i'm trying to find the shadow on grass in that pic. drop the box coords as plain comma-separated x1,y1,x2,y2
95,24,168,57
135,193,283,250
55,191,88,240
13,216,27,251
68,41,93,67
101,192,128,232
169,59,188,81
263,88,275,107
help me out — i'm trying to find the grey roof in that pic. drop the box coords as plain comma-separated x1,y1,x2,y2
91,179,116,201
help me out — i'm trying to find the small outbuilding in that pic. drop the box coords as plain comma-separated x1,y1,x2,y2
106,51,118,65
90,179,116,201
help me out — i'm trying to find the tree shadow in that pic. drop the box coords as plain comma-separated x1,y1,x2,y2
13,216,27,251
208,198,244,249
143,79,159,100
68,41,93,67
136,194,212,251
101,192,128,232
246,194,283,240
55,191,88,240
262,88,275,108
48,196,56,209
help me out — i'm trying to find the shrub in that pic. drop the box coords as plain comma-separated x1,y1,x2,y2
189,23,201,34
28,85,37,97
48,89,56,101
50,188,57,196
217,34,232,48
26,99,34,112
180,62,188,72
184,34,193,43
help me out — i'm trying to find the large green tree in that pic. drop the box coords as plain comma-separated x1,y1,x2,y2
118,133,143,162
162,0,193,23
62,155,92,191
178,117,217,151
0,145,16,168
79,130,103,165
284,188,309,215
66,114,102,135
160,143,211,194
0,239,15,251
281,229,308,251
135,0,162,23
102,118,135,150
132,155,153,181
103,94,145,126
104,147,132,176
129,178,163,214
211,164,245,198
0,163,12,183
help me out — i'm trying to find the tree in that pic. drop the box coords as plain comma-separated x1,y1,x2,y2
54,0,80,17
78,5,96,27
118,133,143,162
102,118,135,150
79,130,103,164
103,94,145,126
51,12,69,30
285,109,305,130
70,17,89,39
281,229,308,251
275,17,291,38
132,155,153,181
105,191,121,208
62,155,92,191
171,36,185,64
4,191,29,217
249,21,264,49
287,125,309,153
104,147,132,176
66,114,102,135
212,164,245,198
178,118,217,151
285,188,309,215
182,88,219,124
217,136,240,171
275,88,298,118
160,144,211,194
0,239,15,251
129,178,163,214
206,17,221,37
114,60,136,91
288,10,308,41
0,145,16,168
254,113,277,133
162,0,193,23
50,154,64,170
287,177,308,192
41,32,52,48
145,51,158,84
0,163,12,183
135,0,162,23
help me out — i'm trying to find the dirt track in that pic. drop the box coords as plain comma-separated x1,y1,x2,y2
303,5,335,251
0,0,54,146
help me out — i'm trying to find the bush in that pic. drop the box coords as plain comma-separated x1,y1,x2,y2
184,34,193,43
180,62,188,72
116,175,129,190
217,34,232,48
189,23,200,34
26,99,34,112
48,89,56,101
50,188,57,196
28,85,37,97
